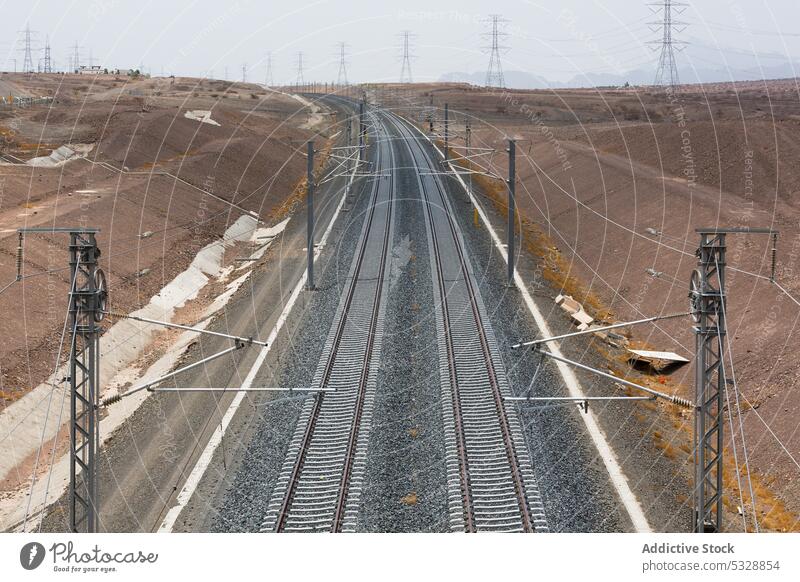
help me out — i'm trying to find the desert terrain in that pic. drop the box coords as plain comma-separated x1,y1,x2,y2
0,73,345,519
2,73,798,533
0,72,329,405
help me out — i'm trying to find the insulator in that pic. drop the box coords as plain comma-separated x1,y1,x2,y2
101,393,123,407
16,234,23,280
671,395,693,409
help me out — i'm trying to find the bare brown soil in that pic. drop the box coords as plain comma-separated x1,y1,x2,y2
380,80,800,531
0,73,331,408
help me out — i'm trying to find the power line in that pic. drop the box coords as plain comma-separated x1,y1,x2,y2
399,30,414,83
702,20,800,37
648,0,688,87
22,248,83,532
539,16,652,42
713,253,759,532
484,14,508,88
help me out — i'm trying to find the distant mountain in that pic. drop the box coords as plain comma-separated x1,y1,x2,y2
441,40,800,89
440,70,550,89
563,63,800,88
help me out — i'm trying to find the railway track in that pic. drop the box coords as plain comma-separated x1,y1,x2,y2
260,110,395,532
261,104,547,533
386,112,549,532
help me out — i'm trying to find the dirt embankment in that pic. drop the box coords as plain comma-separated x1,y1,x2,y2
382,81,800,531
0,74,333,407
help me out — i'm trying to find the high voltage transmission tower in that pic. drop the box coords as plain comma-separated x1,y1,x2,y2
19,24,37,74
71,42,82,72
295,51,305,86
648,0,688,88
484,14,508,88
399,30,414,83
336,42,349,86
265,52,274,87
43,36,52,73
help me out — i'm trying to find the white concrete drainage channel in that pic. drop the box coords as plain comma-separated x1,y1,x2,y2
0,214,289,531
184,110,220,126
26,143,94,167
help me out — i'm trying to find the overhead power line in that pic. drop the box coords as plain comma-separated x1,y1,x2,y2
702,20,800,37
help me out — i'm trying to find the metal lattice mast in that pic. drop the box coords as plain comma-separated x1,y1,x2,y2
484,14,508,88
43,36,52,73
296,52,305,87
72,42,82,72
20,24,36,74
690,231,726,533
242,63,247,83
17,228,106,533
265,52,274,87
68,231,103,533
336,42,349,86
399,31,413,83
689,226,776,533
649,0,687,88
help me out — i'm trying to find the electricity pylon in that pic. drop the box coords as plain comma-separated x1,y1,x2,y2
265,52,274,87
296,52,305,87
19,25,37,74
649,0,688,88
336,42,349,86
399,31,414,83
484,14,508,88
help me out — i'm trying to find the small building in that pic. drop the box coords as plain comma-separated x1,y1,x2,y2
77,65,103,75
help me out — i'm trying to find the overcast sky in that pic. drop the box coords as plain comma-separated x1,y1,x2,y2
1,0,799,84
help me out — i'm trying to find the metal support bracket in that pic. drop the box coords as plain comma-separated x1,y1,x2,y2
105,311,267,346
102,342,245,405
532,348,692,407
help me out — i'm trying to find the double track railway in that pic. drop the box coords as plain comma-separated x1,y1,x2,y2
262,105,547,533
